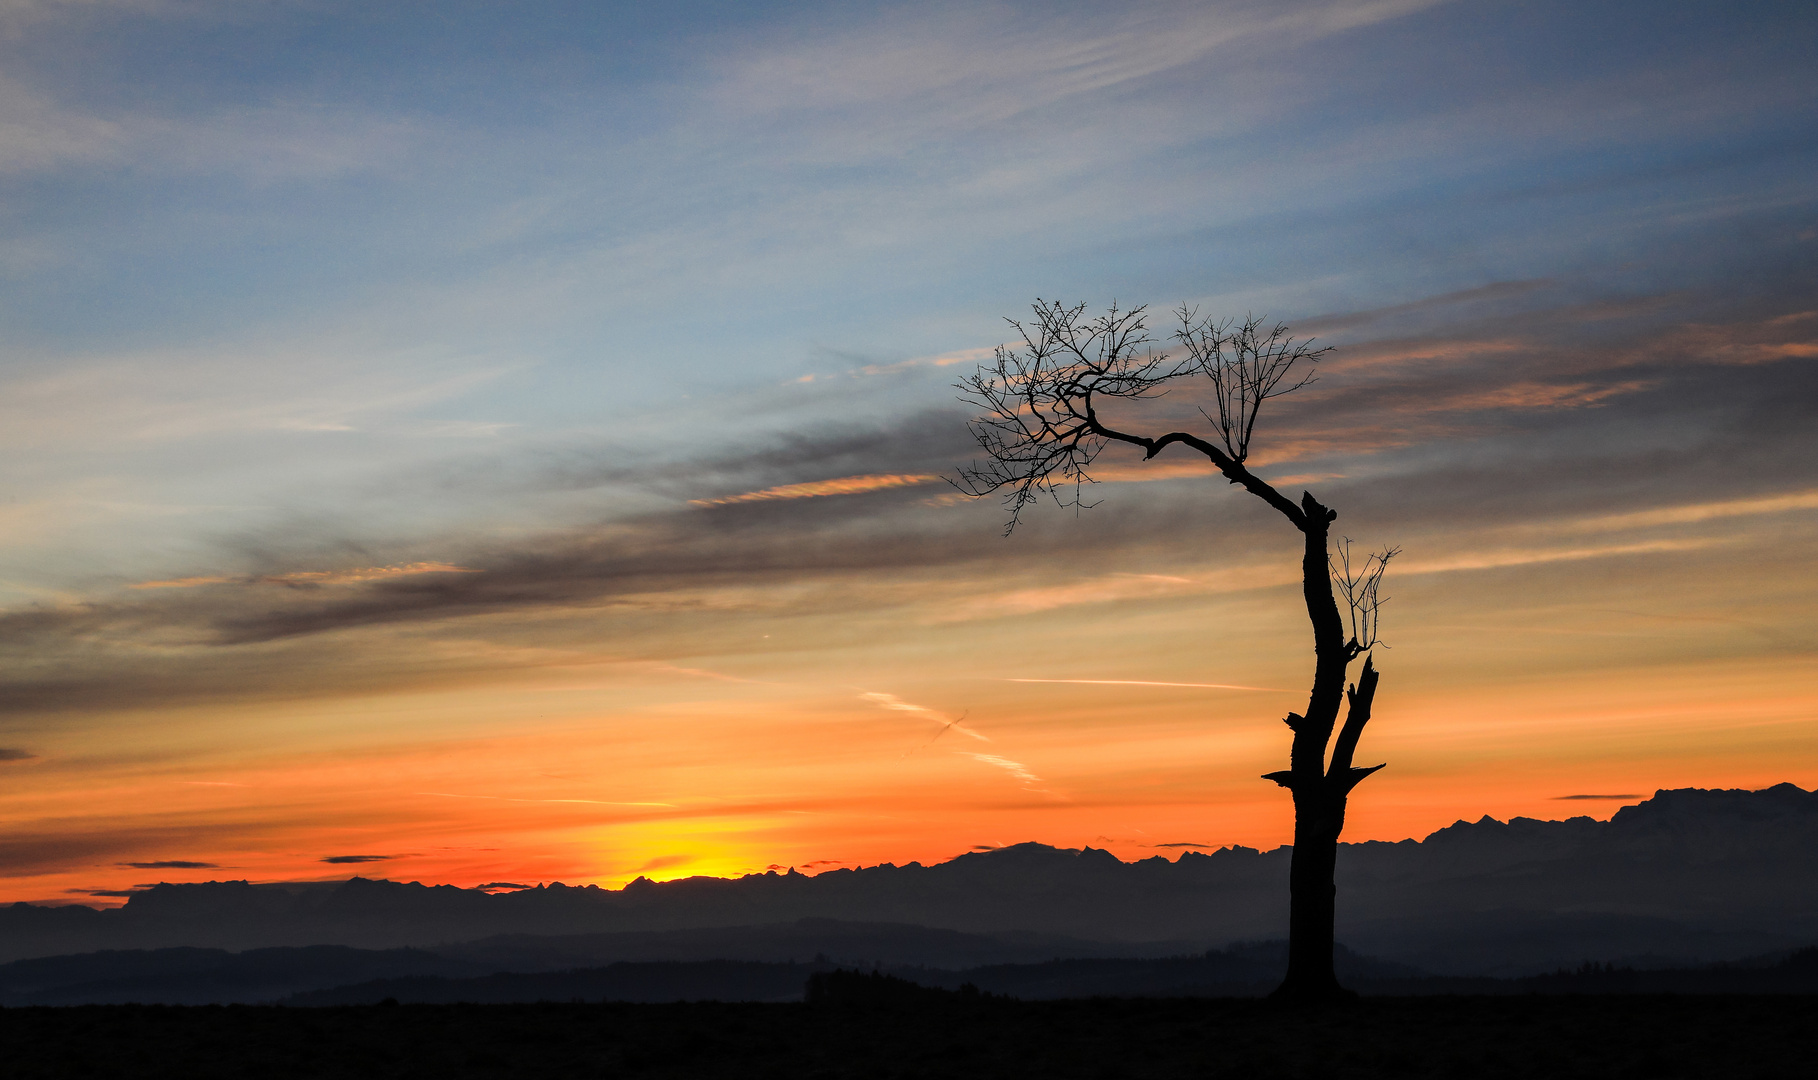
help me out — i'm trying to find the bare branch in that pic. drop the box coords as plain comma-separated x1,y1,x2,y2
950,300,1316,533
1326,654,1379,779
1173,311,1330,463
1331,538,1400,656
950,300,1193,532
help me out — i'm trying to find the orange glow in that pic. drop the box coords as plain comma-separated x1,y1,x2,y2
692,473,941,505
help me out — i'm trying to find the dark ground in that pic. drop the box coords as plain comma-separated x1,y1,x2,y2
2,993,1813,1079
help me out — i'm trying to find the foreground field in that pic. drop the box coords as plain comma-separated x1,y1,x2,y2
2,994,1812,1079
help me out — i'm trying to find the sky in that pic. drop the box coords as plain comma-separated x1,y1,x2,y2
0,0,1814,905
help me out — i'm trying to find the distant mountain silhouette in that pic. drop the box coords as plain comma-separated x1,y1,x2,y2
7,936,1816,1006
5,784,1813,976
1334,782,1818,974
0,944,480,1006
433,919,1197,972
281,943,1428,1007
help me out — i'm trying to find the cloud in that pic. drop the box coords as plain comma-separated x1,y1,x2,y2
860,691,934,715
863,692,990,744
1151,841,1214,848
692,473,941,506
1553,794,1644,801
118,860,218,869
959,752,1042,786
0,823,260,878
320,854,398,864
1401,538,1728,576
1566,490,1818,534
633,854,695,873
713,0,1447,128
132,563,478,590
0,748,35,761
1006,679,1284,692
796,347,998,384
935,572,1238,622
0,286,1811,723
1298,280,1557,336
127,575,235,591
0,344,512,453
0,49,427,182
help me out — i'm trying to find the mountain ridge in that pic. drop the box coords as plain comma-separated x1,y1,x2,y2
6,783,1814,975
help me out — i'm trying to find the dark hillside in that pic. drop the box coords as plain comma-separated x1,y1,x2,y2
3,996,1815,1079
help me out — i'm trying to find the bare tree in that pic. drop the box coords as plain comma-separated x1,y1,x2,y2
955,299,1396,1004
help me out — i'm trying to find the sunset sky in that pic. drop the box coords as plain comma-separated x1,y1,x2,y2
1,0,1814,905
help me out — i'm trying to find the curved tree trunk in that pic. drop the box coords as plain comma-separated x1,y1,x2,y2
1264,492,1384,1005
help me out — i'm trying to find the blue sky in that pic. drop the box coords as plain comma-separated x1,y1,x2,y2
0,0,1814,898
2,0,1811,592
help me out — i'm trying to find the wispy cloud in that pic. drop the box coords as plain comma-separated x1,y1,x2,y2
795,346,997,384
862,692,990,743
1007,679,1284,691
132,562,478,590
860,691,934,714
128,575,235,591
959,752,1042,786
934,572,1233,622
713,0,1448,128
1402,538,1728,576
693,473,940,506
1553,793,1644,801
1566,490,1818,533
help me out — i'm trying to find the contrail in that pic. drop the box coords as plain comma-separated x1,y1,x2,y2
924,710,990,745
864,691,991,745
1006,678,1285,691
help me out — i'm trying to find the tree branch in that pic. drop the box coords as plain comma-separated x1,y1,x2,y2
1326,654,1379,780
952,300,1322,535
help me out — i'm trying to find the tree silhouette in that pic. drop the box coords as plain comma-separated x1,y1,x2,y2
954,299,1396,1004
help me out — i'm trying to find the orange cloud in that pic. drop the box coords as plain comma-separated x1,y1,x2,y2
130,575,235,590
1006,678,1284,691
1567,490,1818,533
1401,537,1726,576
1438,379,1651,411
131,562,477,590
261,562,480,586
693,473,940,505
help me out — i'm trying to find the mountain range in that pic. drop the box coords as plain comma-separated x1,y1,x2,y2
5,784,1813,981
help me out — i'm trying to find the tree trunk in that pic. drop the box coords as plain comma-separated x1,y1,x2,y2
1278,779,1350,1002
1265,492,1382,1005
